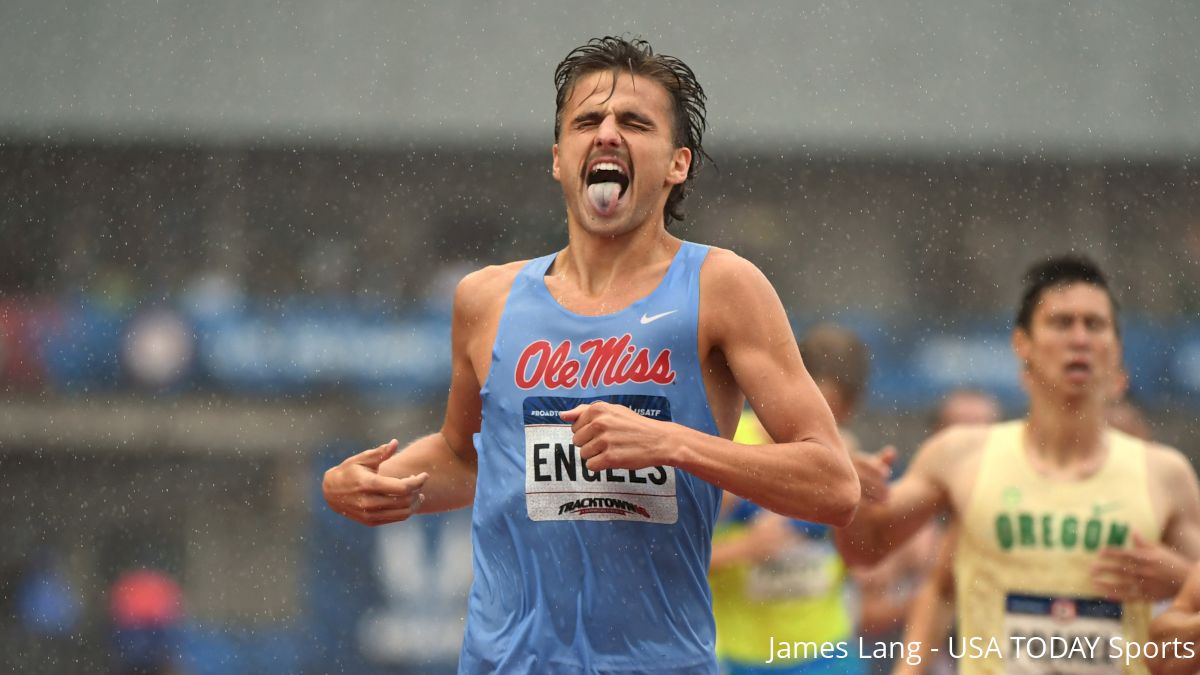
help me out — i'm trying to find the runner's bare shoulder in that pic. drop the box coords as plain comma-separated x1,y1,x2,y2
697,247,781,320
1142,438,1199,492
699,247,769,289
913,424,992,479
454,261,527,317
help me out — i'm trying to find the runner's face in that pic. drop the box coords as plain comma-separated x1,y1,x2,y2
552,70,691,237
1014,283,1120,401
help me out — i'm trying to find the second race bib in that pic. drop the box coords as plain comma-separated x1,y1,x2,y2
1004,593,1123,675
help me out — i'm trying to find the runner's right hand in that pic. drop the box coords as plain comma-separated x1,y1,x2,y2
322,440,429,526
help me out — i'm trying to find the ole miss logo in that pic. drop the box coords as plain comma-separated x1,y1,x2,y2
515,334,675,390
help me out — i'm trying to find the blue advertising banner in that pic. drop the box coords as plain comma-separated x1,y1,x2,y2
193,308,450,398
8,293,1194,410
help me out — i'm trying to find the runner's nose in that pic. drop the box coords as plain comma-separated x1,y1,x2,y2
594,114,622,149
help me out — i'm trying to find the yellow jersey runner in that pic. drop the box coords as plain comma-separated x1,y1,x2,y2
956,420,1158,675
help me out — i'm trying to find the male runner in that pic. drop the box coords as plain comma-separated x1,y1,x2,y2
322,37,860,673
836,255,1200,675
710,324,869,674
898,387,1167,675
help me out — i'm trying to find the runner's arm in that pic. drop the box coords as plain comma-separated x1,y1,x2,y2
564,251,860,524
1159,447,1200,560
834,429,961,566
683,250,859,524
323,268,502,522
710,511,795,571
376,270,496,512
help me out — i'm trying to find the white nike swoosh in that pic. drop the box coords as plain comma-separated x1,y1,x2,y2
640,310,678,324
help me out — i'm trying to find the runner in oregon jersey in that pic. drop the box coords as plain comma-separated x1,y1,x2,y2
836,256,1200,675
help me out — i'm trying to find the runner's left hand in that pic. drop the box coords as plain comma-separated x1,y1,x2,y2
560,401,672,471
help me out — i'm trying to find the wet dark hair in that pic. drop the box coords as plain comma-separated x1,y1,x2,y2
553,36,709,227
1016,255,1120,335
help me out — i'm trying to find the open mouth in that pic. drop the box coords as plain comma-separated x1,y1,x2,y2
584,160,630,216
1064,361,1092,380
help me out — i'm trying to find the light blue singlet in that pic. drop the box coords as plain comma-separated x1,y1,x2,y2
459,241,723,674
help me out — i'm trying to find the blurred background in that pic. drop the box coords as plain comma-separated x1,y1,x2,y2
2,1,1199,672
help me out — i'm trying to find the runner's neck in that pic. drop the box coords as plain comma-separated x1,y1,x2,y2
551,230,680,299
1022,407,1109,479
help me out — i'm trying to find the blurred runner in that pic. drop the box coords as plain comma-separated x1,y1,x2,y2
838,255,1200,675
710,324,869,674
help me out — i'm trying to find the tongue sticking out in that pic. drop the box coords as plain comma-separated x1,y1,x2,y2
587,182,622,216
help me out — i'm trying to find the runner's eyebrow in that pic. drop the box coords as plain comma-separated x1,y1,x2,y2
617,111,655,128
570,110,656,128
572,111,605,126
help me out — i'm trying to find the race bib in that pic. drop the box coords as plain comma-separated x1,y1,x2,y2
523,395,678,524
745,537,839,600
1004,594,1122,675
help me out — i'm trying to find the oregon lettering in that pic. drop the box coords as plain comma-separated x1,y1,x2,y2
994,512,1130,551
515,334,675,390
